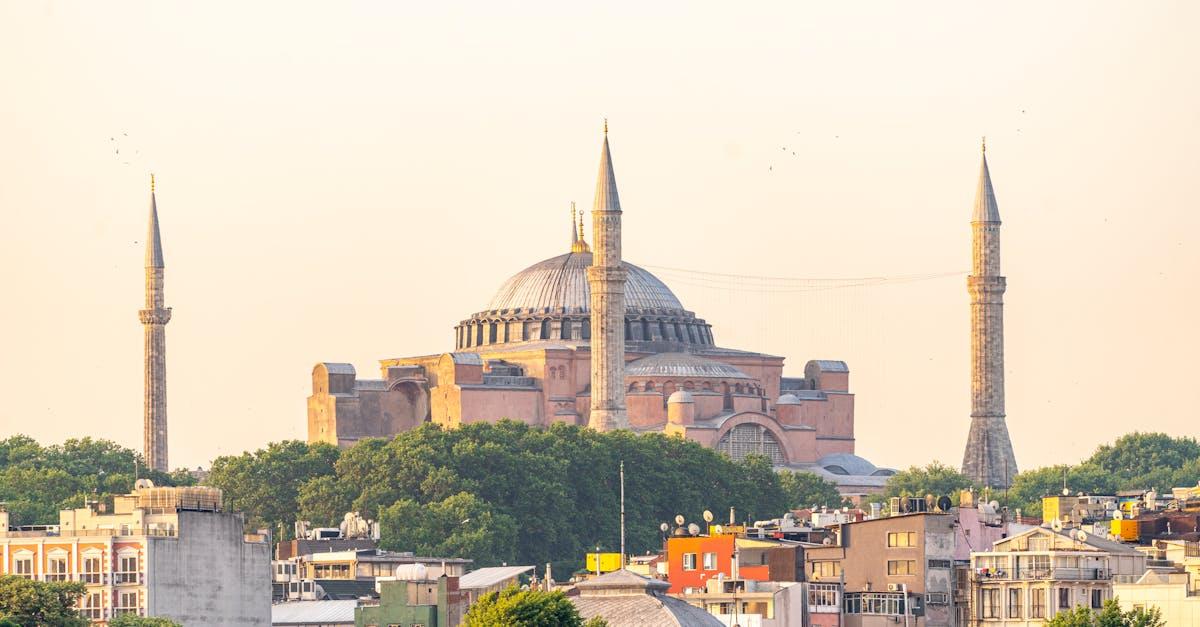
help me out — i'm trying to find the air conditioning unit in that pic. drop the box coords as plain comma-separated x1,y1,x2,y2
926,592,949,605
887,583,902,592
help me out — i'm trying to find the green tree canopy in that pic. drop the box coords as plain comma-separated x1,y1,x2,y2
1045,599,1163,627
461,586,587,627
0,576,87,627
0,436,194,526
779,470,846,509
206,440,340,537
379,492,518,567
878,462,975,506
108,615,183,627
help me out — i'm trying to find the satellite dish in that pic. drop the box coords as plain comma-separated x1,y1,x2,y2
989,500,1000,511
1062,488,1071,496
937,496,953,512
703,510,714,523
675,514,685,526
660,522,670,533
687,523,701,536
1076,530,1088,542
1113,510,1123,520
1052,519,1064,532
822,537,833,545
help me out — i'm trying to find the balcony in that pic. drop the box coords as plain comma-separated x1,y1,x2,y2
977,568,1110,582
114,572,144,585
80,572,107,585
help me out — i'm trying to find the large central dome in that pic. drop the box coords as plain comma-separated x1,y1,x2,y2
487,251,683,313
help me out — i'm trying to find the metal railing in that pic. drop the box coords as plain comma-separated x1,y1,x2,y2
974,568,1110,582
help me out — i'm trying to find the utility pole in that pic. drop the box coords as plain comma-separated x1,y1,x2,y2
620,460,626,568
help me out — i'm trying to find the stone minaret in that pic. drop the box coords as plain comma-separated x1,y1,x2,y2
962,140,1018,488
139,175,171,472
587,122,628,431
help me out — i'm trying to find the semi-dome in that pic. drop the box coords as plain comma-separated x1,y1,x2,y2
487,251,683,313
626,352,750,380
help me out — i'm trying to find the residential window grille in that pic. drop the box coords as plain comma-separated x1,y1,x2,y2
1009,588,1023,618
703,552,717,570
927,559,952,569
683,553,697,571
715,424,785,465
1031,588,1046,618
844,592,906,615
981,588,1000,619
888,559,917,576
888,532,917,547
808,583,840,608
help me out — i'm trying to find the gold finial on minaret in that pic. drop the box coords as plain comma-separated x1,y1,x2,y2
604,118,608,135
981,136,986,154
572,201,590,253
151,173,156,193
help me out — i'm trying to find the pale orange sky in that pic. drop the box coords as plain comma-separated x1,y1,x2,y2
1,2,1197,472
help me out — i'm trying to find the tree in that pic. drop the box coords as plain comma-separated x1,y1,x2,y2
108,615,183,627
379,492,518,567
207,440,340,536
779,470,846,509
880,462,974,505
0,576,87,627
462,586,587,627
1045,599,1163,627
1087,433,1200,481
297,475,355,527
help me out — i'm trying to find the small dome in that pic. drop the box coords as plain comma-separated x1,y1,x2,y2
777,393,801,405
626,353,751,380
817,453,880,477
667,390,694,404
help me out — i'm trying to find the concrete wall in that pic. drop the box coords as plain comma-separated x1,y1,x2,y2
147,511,270,626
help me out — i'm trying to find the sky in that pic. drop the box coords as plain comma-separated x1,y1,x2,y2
1,2,1197,473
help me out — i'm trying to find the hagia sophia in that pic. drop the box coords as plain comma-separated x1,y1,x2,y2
305,127,899,495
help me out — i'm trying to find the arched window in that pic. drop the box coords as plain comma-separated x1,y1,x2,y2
644,381,655,392
716,424,786,465
540,318,551,340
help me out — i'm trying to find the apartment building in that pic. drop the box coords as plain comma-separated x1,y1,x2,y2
0,481,269,626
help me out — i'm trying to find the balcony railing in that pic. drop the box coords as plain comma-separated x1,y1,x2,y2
976,568,1110,582
114,572,144,585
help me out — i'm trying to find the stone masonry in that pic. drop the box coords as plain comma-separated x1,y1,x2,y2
140,176,171,472
587,124,629,431
962,143,1018,488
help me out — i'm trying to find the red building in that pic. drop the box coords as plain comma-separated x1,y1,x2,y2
664,528,804,594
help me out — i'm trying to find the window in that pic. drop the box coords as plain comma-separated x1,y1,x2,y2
1091,589,1102,609
1058,587,1071,610
82,555,102,584
81,591,103,619
13,555,33,579
1008,588,1023,619
811,561,841,579
117,554,139,584
116,591,139,615
703,552,717,570
1031,588,1046,618
716,424,786,464
980,588,1000,619
683,553,697,571
46,555,68,581
844,592,906,615
808,583,840,608
888,531,917,547
888,559,917,576
928,559,952,569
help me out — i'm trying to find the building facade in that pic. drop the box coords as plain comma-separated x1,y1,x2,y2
967,526,1146,626
0,483,269,626
307,129,893,490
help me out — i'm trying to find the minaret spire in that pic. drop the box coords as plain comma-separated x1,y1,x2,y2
571,202,579,248
962,144,1017,488
139,174,171,472
586,121,628,431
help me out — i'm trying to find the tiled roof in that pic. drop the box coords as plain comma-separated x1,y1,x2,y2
571,569,723,627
